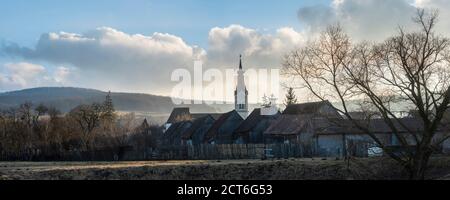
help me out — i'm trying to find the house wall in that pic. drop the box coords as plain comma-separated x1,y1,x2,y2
314,133,387,157
248,120,272,144
315,133,397,157
316,135,344,157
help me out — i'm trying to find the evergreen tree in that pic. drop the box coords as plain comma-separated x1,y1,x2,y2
284,87,298,106
102,91,116,122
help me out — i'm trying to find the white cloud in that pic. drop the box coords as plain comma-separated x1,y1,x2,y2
4,62,46,80
297,0,450,42
2,27,207,94
1,62,45,89
206,25,305,68
53,66,76,84
0,62,77,91
2,26,304,98
204,25,305,102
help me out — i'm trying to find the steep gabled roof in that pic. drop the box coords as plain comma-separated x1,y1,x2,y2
204,110,243,142
191,113,223,120
234,109,262,133
166,107,191,123
309,118,354,135
163,121,193,145
344,111,382,120
165,121,192,136
283,100,334,115
264,114,312,136
234,109,280,134
365,118,424,134
167,107,223,124
182,115,215,140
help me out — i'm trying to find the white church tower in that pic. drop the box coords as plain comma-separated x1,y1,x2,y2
235,55,249,119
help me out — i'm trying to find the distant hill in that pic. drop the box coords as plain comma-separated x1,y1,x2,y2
0,87,219,114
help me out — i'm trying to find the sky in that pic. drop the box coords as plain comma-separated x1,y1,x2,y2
0,0,325,47
1,0,450,103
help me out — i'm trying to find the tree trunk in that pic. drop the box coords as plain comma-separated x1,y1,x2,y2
407,150,432,180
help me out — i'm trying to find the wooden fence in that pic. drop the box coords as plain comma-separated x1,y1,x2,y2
0,143,363,161
157,143,315,160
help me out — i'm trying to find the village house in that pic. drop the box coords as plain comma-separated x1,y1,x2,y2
309,118,382,157
203,110,244,144
266,111,450,157
282,100,340,116
264,114,315,144
233,108,280,144
262,101,391,157
264,101,341,144
312,117,436,157
162,121,192,146
233,95,280,144
164,107,191,131
164,107,222,131
181,115,217,145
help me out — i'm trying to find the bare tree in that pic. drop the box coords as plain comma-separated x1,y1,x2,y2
283,9,450,179
69,103,104,150
112,112,138,146
18,102,34,127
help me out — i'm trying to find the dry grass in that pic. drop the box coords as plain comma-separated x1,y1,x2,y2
1,157,449,180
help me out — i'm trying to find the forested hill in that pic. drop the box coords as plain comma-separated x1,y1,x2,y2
0,87,218,113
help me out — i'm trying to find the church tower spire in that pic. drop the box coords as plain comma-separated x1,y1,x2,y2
239,54,242,70
235,54,248,119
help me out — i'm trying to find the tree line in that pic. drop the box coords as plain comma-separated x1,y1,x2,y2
0,92,162,160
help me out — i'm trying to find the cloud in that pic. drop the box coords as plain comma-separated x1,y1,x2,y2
206,25,305,68
4,62,46,80
296,0,450,41
0,62,56,90
2,26,304,98
53,66,77,84
2,27,206,94
0,62,78,91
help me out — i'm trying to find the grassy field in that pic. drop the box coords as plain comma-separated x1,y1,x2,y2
1,157,449,180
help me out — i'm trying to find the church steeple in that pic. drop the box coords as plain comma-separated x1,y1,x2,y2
235,54,248,119
239,54,242,70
